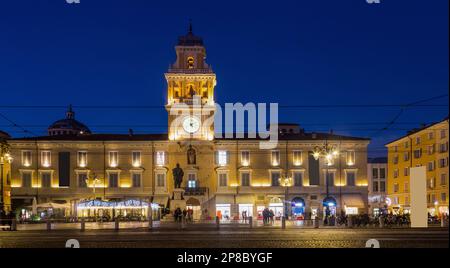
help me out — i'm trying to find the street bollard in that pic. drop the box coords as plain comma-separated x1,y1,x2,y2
46,219,52,231
348,216,353,228
11,218,17,231
215,216,220,229
314,217,319,228
249,216,253,229
80,218,85,232
148,214,153,230
115,218,120,231
379,217,385,228
281,216,286,229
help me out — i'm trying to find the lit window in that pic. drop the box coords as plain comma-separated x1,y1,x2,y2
41,151,51,167
132,151,141,167
78,173,88,188
217,150,228,166
156,151,165,166
293,151,302,166
109,151,119,167
77,151,87,168
346,151,355,166
241,151,250,166
22,151,32,167
271,151,280,166
271,171,281,186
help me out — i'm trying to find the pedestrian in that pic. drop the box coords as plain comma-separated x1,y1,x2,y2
242,210,247,223
269,209,274,225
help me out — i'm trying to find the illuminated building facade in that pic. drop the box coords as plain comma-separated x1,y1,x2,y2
8,27,370,220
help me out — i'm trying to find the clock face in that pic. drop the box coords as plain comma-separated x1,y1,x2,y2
182,116,200,134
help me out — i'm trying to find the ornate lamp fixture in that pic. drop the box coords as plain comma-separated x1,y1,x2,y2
312,142,339,166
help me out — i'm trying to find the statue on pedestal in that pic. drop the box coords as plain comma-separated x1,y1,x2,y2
172,163,184,189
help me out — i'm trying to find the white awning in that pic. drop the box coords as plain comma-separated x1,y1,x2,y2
341,194,365,208
215,195,235,204
236,195,255,204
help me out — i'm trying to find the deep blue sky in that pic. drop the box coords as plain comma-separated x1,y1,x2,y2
0,0,448,157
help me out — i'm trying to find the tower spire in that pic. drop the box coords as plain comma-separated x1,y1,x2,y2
188,19,193,34
66,104,75,119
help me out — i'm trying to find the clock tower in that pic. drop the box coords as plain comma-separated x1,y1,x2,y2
165,24,216,141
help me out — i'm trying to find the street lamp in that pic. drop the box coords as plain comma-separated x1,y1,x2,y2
0,140,13,213
279,175,292,219
311,140,339,223
86,172,100,200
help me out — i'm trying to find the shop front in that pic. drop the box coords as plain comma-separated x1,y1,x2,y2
323,196,337,217
236,194,255,219
77,199,157,221
186,197,201,221
342,194,366,215
215,195,234,220
291,197,306,219
268,197,284,220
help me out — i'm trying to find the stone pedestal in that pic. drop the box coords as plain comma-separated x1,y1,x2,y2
170,188,186,211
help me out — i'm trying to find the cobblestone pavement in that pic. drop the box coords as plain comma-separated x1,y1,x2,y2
0,225,448,248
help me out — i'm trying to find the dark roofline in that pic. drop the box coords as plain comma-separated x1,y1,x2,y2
10,131,370,142
385,116,449,146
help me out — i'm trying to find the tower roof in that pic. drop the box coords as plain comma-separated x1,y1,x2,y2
177,22,204,46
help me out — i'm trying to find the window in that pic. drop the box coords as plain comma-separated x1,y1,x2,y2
217,150,228,166
132,151,141,167
438,158,448,168
156,173,166,188
428,145,435,155
346,151,355,166
132,173,141,188
393,155,398,164
442,193,447,202
293,151,302,166
109,151,119,167
427,161,435,171
108,173,119,188
405,196,410,205
393,169,399,178
271,151,280,166
271,171,281,186
415,137,421,145
394,183,399,193
372,181,379,192
404,142,409,149
380,181,386,192
404,182,409,193
439,142,449,153
326,172,335,186
404,167,409,176
241,172,250,187
441,173,447,186
403,152,410,161
428,132,434,140
41,172,51,188
440,129,446,139
78,151,87,167
187,56,194,69
393,146,398,152
428,178,435,189
41,151,51,167
78,173,87,188
241,151,250,166
22,172,32,188
22,151,32,167
156,151,165,166
413,149,422,159
293,171,303,186
187,173,197,188
218,173,228,187
346,171,356,186
372,168,378,179
379,168,386,179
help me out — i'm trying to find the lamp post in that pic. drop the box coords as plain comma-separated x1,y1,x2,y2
279,176,292,219
0,140,13,213
312,140,339,223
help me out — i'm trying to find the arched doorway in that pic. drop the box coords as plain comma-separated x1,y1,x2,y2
291,197,306,219
186,197,201,221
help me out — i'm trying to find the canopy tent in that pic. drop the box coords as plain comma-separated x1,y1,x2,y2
27,202,70,210
341,194,365,208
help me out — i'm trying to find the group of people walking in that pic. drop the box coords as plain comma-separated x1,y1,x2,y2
173,207,194,223
262,208,275,225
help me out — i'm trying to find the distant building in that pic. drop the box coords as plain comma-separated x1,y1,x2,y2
385,117,449,216
47,105,91,136
367,157,387,216
1,131,12,213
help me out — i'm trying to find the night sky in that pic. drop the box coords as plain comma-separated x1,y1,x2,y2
0,0,448,157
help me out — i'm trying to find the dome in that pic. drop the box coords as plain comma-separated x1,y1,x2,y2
48,105,91,136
